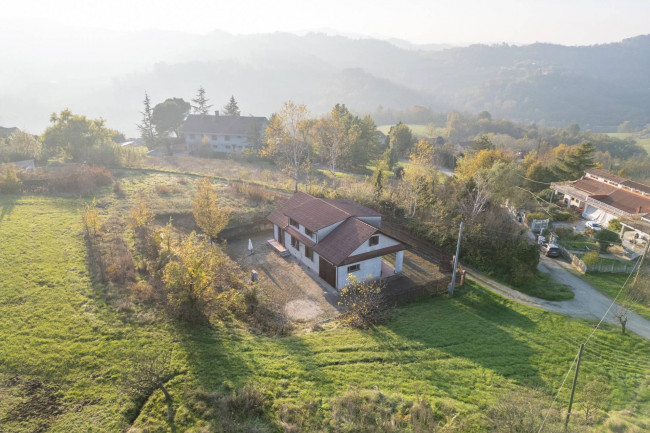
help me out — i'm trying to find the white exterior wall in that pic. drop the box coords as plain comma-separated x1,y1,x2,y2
357,216,381,228
348,233,400,257
337,257,382,289
284,227,319,273
274,224,279,241
317,221,344,241
185,133,252,153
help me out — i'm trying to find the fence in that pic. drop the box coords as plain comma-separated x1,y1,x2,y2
557,245,639,274
381,220,454,271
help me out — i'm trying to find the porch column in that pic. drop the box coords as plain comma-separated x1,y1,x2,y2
394,250,404,274
619,225,626,238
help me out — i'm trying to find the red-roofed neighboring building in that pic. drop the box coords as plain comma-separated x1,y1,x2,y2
267,192,405,289
551,169,650,224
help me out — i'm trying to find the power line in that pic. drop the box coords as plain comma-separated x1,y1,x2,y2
536,257,641,432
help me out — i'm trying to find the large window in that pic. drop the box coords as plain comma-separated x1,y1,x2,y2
291,236,300,249
347,264,360,273
369,235,379,246
289,218,299,228
305,228,314,238
305,246,313,260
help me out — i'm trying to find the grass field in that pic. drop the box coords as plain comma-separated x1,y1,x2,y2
510,272,575,301
581,272,650,322
605,132,650,154
2,195,650,432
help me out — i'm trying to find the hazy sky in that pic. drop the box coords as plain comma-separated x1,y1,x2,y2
3,0,649,45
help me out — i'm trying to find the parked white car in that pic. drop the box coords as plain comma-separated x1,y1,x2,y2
586,221,602,231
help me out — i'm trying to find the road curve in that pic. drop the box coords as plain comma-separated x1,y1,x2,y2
466,256,650,341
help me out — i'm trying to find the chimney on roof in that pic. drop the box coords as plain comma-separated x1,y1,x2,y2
637,206,642,213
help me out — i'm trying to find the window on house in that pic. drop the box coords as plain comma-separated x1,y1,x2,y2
305,246,313,260
369,235,379,246
289,218,299,228
291,237,300,249
305,228,314,238
211,134,217,140
347,264,360,273
225,135,230,141
225,144,231,149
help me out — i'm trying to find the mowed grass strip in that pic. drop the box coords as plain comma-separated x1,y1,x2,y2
2,195,650,431
0,195,174,432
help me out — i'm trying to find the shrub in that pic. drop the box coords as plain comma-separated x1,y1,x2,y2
229,182,275,204
22,165,113,196
155,184,177,195
582,251,600,266
608,218,622,232
0,165,22,193
113,181,125,197
338,276,388,329
595,229,620,252
525,211,548,222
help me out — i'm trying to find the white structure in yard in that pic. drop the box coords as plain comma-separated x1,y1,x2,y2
267,192,405,290
180,111,267,154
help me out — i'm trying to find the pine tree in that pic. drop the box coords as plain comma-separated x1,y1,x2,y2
137,92,156,148
553,141,596,180
223,95,240,116
191,86,213,115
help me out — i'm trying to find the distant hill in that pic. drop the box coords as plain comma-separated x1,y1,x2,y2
1,30,649,135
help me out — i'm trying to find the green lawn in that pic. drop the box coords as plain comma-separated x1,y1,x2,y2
378,123,444,139
1,195,650,432
605,132,650,154
581,272,650,321
510,272,575,301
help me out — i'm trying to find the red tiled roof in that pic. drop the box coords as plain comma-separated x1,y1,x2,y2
596,189,650,214
572,178,617,196
341,244,406,266
267,192,314,228
268,192,381,231
314,218,379,265
585,168,628,184
321,198,381,218
284,200,350,231
284,225,316,248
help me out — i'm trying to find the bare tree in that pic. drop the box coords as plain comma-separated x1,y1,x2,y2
262,101,310,192
125,350,175,421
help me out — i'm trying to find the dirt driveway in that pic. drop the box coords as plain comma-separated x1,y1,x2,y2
226,231,341,323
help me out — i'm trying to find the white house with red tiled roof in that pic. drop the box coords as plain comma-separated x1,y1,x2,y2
552,168,650,224
267,192,405,290
180,112,267,154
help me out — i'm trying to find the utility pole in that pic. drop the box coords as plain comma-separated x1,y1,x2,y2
564,344,584,431
633,240,649,286
449,221,464,296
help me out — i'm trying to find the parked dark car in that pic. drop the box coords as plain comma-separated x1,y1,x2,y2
545,244,560,257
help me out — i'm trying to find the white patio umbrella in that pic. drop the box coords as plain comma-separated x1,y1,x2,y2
248,238,254,255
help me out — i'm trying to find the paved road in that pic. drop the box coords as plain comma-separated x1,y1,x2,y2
466,256,650,341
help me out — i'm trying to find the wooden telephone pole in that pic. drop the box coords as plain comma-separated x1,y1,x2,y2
564,344,584,431
449,221,464,296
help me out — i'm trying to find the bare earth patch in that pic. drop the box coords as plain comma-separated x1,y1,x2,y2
226,230,341,324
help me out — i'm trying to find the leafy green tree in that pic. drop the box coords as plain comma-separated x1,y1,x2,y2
192,177,230,241
595,229,619,252
338,276,387,329
41,109,118,162
152,98,191,138
3,130,42,161
388,122,413,157
191,86,212,115
223,95,241,116
472,134,494,152
137,92,157,148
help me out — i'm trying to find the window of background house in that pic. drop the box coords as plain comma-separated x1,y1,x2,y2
291,237,299,249
225,135,230,141
211,134,217,140
289,218,299,228
369,235,379,246
347,264,360,273
305,246,313,260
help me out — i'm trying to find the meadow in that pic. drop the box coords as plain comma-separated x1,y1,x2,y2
605,132,650,154
1,194,649,432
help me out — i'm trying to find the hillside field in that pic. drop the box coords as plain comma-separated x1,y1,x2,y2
1,194,650,432
606,132,650,154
